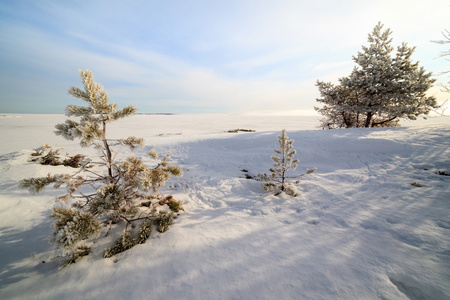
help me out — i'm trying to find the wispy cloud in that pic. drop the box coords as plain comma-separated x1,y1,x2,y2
0,0,449,113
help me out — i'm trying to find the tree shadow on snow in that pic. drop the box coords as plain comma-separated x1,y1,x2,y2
0,219,55,289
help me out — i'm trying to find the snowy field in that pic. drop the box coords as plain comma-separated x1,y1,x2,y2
0,113,449,300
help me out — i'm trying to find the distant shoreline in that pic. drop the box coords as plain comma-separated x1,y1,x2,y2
136,113,175,115
0,112,176,116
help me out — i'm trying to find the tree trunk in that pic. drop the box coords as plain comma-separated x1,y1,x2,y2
364,112,373,128
102,120,114,182
372,116,398,127
281,145,286,191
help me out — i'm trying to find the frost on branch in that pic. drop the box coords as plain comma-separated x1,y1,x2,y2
103,220,154,258
259,130,316,196
50,207,101,252
50,207,101,256
104,231,135,258
20,70,184,266
19,174,61,194
120,136,144,150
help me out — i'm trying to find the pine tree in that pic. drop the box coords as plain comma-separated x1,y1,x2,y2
55,70,143,180
259,130,315,196
20,70,183,264
315,82,366,129
316,22,438,128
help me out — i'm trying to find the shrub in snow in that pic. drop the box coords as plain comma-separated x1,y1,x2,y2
315,22,438,129
34,147,61,166
437,170,450,176
30,144,86,168
155,210,176,233
259,130,316,196
20,70,183,265
104,231,135,258
165,195,185,213
62,154,86,168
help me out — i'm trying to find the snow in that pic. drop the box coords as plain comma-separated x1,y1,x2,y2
0,113,449,299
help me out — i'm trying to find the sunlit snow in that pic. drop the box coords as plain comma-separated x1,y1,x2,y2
0,114,449,299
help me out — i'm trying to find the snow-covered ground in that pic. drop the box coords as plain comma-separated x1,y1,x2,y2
0,113,449,299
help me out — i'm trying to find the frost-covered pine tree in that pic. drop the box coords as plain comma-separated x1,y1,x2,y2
315,82,365,129
20,70,183,265
55,70,143,180
316,22,438,128
259,130,315,196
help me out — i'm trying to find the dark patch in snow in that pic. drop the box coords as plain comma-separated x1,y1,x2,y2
227,129,256,133
360,221,380,230
241,169,257,180
295,208,304,214
436,220,450,230
307,220,320,225
392,232,424,248
334,218,348,228
385,218,399,225
437,170,450,176
389,275,450,300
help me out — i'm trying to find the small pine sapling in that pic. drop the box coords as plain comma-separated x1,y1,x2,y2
62,154,85,168
259,129,316,196
38,148,62,166
20,70,183,265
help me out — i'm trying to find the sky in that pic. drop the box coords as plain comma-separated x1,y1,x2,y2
0,0,449,114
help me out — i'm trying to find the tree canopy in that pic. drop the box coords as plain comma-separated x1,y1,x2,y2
316,22,438,129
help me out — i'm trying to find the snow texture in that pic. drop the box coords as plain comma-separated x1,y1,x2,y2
0,113,449,299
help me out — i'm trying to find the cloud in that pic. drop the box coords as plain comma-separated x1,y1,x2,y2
0,16,318,113
0,0,449,113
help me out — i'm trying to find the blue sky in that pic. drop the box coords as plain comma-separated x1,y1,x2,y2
0,0,449,114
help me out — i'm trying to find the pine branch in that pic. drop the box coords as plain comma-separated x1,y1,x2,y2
19,174,62,194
